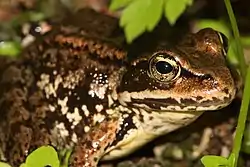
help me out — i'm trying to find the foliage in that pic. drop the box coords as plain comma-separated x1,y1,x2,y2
0,162,11,167
0,146,60,167
110,0,193,43
0,41,21,57
20,146,59,167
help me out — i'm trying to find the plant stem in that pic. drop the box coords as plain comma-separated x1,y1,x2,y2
232,66,250,167
224,0,246,80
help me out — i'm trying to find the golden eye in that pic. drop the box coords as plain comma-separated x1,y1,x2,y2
148,53,181,82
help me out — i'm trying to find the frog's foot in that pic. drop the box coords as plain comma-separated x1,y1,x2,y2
69,118,119,167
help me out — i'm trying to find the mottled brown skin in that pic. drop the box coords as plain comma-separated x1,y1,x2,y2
0,30,125,166
0,13,126,166
0,9,237,167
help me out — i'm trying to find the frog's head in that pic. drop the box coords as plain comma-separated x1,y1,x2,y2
117,28,238,112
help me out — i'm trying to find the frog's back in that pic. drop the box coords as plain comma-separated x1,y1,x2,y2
0,9,127,165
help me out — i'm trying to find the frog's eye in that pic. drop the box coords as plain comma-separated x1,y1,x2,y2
217,32,228,56
148,53,181,82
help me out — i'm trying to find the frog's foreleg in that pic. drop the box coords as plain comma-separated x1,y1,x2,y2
69,118,119,167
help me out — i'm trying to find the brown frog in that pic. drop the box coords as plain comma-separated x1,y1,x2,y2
0,9,237,167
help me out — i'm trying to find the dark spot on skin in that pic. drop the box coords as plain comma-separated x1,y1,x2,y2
223,88,229,94
196,96,203,101
85,140,93,148
217,106,224,110
162,98,180,105
186,108,197,111
181,117,191,121
180,98,197,105
136,110,145,122
116,147,122,150
110,113,136,147
212,97,221,103
131,98,180,108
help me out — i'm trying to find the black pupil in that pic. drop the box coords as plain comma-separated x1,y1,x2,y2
155,61,173,74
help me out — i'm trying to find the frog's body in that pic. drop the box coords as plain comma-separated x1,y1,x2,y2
0,9,237,167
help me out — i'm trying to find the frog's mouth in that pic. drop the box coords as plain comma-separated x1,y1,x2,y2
118,91,235,112
128,97,233,112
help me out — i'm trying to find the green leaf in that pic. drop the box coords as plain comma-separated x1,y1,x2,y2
201,155,229,167
123,19,146,43
24,146,59,167
0,162,12,167
120,0,164,43
164,0,193,25
0,41,21,57
120,0,147,27
20,163,27,167
109,0,133,11
195,19,231,39
146,0,164,31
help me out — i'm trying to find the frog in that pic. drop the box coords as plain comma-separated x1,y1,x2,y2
0,8,237,167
